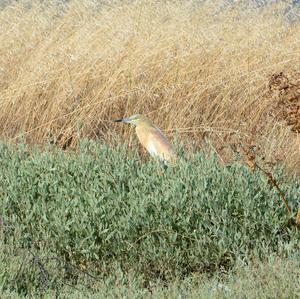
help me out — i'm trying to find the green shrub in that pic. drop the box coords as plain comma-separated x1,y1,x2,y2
0,141,299,295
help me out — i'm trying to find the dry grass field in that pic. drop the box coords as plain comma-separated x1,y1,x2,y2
1,2,300,296
0,0,300,172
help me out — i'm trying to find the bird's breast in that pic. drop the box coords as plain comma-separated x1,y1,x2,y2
136,126,153,151
146,139,159,157
136,125,176,163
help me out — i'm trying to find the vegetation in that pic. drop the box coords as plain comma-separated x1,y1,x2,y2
0,0,300,172
0,141,299,296
0,0,299,297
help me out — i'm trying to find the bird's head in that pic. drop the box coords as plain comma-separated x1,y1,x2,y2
114,114,153,126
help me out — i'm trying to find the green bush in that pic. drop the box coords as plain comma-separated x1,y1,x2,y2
0,141,299,295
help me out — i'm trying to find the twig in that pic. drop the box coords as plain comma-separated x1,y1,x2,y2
296,206,300,225
240,143,292,217
254,163,292,216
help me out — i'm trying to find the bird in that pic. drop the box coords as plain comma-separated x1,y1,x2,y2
114,114,177,165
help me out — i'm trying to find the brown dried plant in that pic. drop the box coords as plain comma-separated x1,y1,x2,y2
235,137,300,225
0,1,299,173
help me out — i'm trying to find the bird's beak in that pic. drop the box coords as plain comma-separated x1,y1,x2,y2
114,117,131,123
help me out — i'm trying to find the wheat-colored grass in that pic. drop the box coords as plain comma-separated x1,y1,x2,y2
0,0,299,171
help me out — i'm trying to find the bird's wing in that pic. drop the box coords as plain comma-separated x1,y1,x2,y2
147,129,176,162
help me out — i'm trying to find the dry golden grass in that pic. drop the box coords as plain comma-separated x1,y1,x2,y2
0,0,300,171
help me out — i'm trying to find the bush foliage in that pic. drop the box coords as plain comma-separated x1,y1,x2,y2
0,141,299,295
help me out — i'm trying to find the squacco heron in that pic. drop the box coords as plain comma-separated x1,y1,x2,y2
114,114,177,164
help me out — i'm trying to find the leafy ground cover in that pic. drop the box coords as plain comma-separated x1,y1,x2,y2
0,141,299,297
